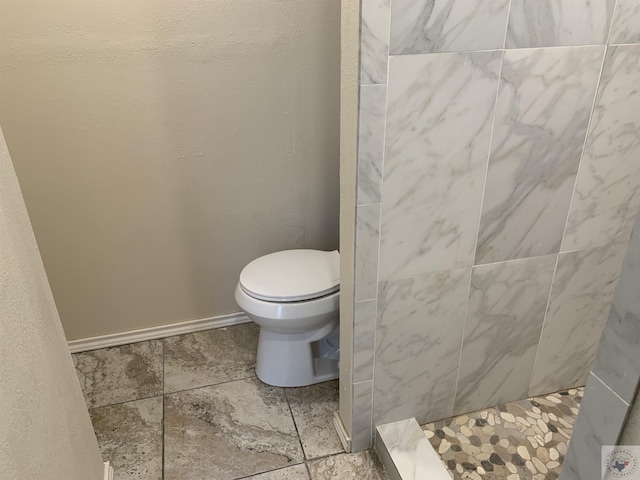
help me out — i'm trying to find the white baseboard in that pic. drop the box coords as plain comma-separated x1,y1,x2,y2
103,461,114,480
69,312,251,353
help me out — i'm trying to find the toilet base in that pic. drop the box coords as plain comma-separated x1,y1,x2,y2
255,321,339,387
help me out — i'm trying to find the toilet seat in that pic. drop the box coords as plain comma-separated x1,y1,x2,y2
239,249,340,302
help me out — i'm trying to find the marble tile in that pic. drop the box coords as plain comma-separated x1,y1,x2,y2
562,45,640,252
360,0,390,85
610,0,640,45
354,300,376,383
454,255,556,415
475,46,604,264
374,268,471,425
389,0,510,54
529,244,627,397
89,396,163,480
506,0,616,48
352,381,374,452
245,465,310,480
74,340,163,408
560,373,630,480
593,303,640,405
163,323,258,394
357,85,387,205
164,377,303,480
592,217,640,403
285,380,344,460
377,418,451,480
307,451,388,480
355,203,381,302
379,52,501,281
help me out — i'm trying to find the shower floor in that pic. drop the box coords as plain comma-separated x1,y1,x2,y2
422,388,584,480
72,322,387,480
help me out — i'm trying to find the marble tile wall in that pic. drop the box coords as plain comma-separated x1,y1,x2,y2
561,211,640,479
346,0,640,451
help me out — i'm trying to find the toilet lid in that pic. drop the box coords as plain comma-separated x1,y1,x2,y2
239,249,340,302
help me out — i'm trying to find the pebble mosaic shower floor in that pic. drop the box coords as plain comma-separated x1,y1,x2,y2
422,388,584,480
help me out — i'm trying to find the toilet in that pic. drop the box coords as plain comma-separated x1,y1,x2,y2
234,249,340,387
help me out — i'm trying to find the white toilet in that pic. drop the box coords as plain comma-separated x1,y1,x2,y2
234,249,340,387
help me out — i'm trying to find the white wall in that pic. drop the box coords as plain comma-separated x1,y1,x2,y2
0,126,103,479
0,0,340,340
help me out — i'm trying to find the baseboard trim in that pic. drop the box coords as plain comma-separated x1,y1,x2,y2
103,461,114,480
333,411,352,453
68,312,251,353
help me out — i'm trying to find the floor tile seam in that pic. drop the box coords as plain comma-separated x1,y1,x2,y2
230,460,308,480
162,374,258,397
89,393,165,411
283,388,309,462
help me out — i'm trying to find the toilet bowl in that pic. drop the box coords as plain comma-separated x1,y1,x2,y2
234,249,340,387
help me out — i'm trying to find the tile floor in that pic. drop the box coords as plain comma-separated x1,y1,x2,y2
422,388,584,480
73,323,388,480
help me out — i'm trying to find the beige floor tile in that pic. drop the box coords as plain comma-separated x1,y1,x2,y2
74,340,163,408
164,377,303,480
90,396,163,480
163,323,259,393
285,380,344,460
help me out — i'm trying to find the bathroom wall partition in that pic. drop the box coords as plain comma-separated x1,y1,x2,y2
339,0,640,451
561,208,640,479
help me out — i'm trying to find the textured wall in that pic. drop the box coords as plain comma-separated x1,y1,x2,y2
561,206,640,479
0,127,103,479
0,0,340,340
347,0,640,450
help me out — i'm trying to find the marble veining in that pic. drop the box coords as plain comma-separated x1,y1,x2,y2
361,0,390,85
475,46,603,264
284,380,344,460
592,215,640,404
389,0,510,55
354,300,376,383
379,51,501,281
164,377,303,480
610,0,640,45
355,203,381,302
89,397,163,480
163,323,259,393
374,268,470,425
529,244,627,397
506,0,616,48
73,340,163,408
562,45,640,252
307,451,388,480
454,255,556,415
377,418,451,480
560,373,630,480
358,85,387,205
352,381,374,452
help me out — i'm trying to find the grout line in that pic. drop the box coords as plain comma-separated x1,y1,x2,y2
557,46,610,253
502,0,513,49
592,372,631,406
451,47,507,411
89,393,164,411
232,461,309,480
283,388,308,461
528,251,561,397
163,374,257,398
470,46,505,269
